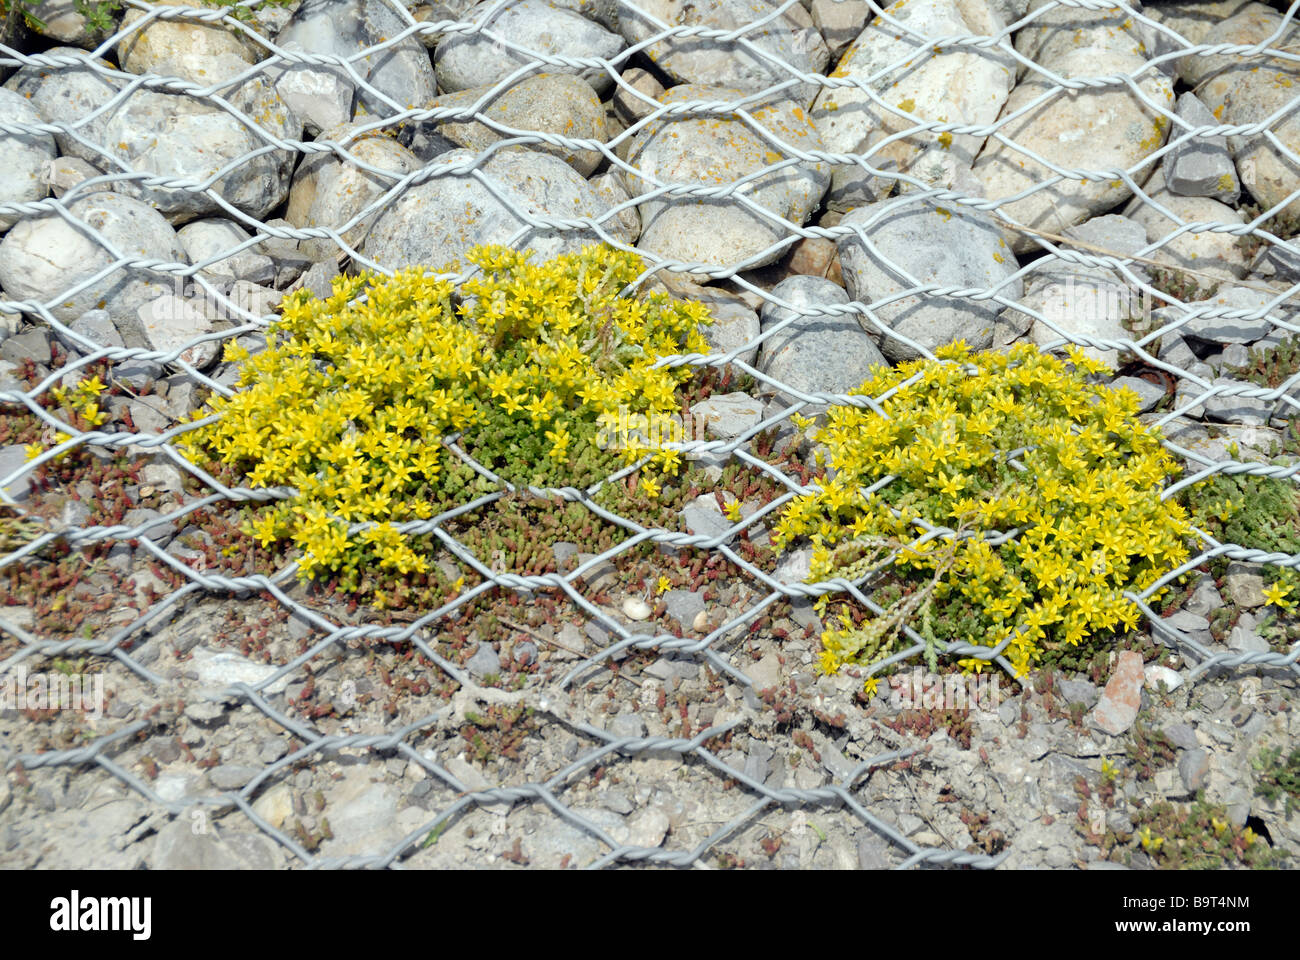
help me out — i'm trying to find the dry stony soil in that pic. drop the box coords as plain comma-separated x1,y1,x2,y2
1,358,1297,870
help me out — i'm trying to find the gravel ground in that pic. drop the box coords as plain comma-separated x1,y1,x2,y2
3,0,1300,869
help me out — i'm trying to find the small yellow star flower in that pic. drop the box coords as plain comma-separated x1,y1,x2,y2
1262,582,1294,609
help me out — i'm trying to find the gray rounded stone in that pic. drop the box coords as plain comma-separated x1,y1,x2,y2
620,0,829,106
116,5,258,84
361,147,608,272
837,197,1023,362
587,171,640,245
93,78,302,223
695,287,761,366
630,85,828,270
3,48,122,167
177,218,276,286
757,274,884,410
287,124,421,254
277,0,437,118
1207,61,1300,224
810,0,1013,197
429,73,608,177
1122,170,1247,282
436,0,625,97
0,88,56,231
25,0,119,48
972,47,1174,253
0,192,185,329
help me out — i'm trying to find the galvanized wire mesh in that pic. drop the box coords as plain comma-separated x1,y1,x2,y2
1,0,1299,869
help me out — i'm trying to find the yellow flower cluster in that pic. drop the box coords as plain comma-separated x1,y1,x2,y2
26,375,108,462
774,342,1193,679
180,243,711,585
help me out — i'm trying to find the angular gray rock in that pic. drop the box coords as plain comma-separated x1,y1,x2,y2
0,444,33,501
689,392,763,440
466,642,501,678
837,197,1022,362
150,818,271,870
681,494,732,540
1202,377,1272,426
1152,287,1286,346
177,219,276,285
662,589,705,628
1164,92,1239,203
1062,214,1150,261
49,308,122,354
130,292,221,369
1109,376,1165,413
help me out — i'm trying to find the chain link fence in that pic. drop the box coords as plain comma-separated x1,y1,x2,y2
1,0,1298,868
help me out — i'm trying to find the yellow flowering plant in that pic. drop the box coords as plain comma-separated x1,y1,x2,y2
179,243,711,589
772,341,1194,681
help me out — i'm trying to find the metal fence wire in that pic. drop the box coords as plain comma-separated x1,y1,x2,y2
1,0,1299,869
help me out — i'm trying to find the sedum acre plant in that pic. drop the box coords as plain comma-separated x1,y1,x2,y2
772,341,1193,681
180,243,711,587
